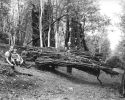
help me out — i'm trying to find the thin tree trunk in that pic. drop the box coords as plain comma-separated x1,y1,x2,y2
70,18,76,49
13,34,16,46
47,0,53,47
65,11,70,49
10,34,16,47
48,24,51,47
55,0,59,48
55,30,58,48
9,34,11,45
0,1,3,33
76,24,81,50
65,0,70,49
55,21,59,48
121,71,125,96
22,16,28,46
17,0,20,45
81,16,89,51
40,0,43,47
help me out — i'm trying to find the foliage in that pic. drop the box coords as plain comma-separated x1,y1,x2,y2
63,0,110,50
106,56,125,69
86,32,111,60
0,0,111,56
114,39,125,62
0,0,11,43
100,38,111,60
118,1,125,61
70,0,110,33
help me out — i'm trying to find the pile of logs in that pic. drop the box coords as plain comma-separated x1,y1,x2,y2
31,48,119,75
8,46,125,96
20,47,123,76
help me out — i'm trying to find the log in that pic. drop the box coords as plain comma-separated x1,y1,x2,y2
34,50,118,75
67,66,72,74
22,47,123,76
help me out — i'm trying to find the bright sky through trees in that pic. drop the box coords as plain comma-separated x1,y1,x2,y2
9,0,123,52
99,0,122,52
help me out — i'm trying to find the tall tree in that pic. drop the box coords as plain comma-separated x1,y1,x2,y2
65,0,70,49
68,0,110,51
32,4,39,46
40,0,43,47
47,0,53,47
54,0,65,48
0,0,10,44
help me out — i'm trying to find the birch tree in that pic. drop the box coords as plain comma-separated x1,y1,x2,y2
47,0,53,47
9,0,19,46
39,0,43,47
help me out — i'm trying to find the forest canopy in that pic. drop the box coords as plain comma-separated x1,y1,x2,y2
0,0,111,59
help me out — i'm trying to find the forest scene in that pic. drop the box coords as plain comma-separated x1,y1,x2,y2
0,0,125,99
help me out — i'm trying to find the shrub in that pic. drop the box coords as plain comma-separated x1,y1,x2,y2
106,56,125,69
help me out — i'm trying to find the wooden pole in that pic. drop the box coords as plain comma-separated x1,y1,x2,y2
67,66,72,74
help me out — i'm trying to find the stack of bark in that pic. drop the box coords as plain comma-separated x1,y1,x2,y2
21,47,121,75
35,49,107,70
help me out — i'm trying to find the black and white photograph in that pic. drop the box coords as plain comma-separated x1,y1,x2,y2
0,0,125,99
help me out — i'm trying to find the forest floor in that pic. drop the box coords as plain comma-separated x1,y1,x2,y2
0,46,124,100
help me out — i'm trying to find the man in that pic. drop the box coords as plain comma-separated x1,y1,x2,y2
5,46,23,70
11,48,23,66
5,46,14,66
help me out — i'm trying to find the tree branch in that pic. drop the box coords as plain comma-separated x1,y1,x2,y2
27,14,68,45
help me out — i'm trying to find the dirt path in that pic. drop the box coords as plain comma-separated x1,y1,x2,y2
0,60,124,100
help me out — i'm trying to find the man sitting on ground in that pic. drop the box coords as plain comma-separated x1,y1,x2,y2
5,46,14,66
5,46,23,70
11,48,23,66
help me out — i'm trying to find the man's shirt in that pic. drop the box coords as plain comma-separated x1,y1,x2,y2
11,53,20,60
5,51,11,59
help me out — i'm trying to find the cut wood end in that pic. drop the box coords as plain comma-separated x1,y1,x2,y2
112,68,124,74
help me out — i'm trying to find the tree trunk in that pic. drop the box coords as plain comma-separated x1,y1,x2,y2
55,31,58,48
40,0,43,47
10,34,16,47
70,18,76,49
82,37,89,51
65,11,70,49
48,24,51,47
21,15,28,46
47,0,53,47
17,0,21,45
55,0,59,48
0,1,3,34
81,17,89,51
32,7,39,46
65,0,70,49
121,71,125,97
76,24,81,49
9,28,16,47
55,21,59,48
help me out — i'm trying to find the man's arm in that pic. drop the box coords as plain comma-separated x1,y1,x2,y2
20,56,24,64
17,53,23,64
5,57,14,66
5,51,14,66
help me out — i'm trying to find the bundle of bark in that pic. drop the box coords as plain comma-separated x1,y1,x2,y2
21,47,122,76
21,47,57,61
106,56,125,69
34,49,117,74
